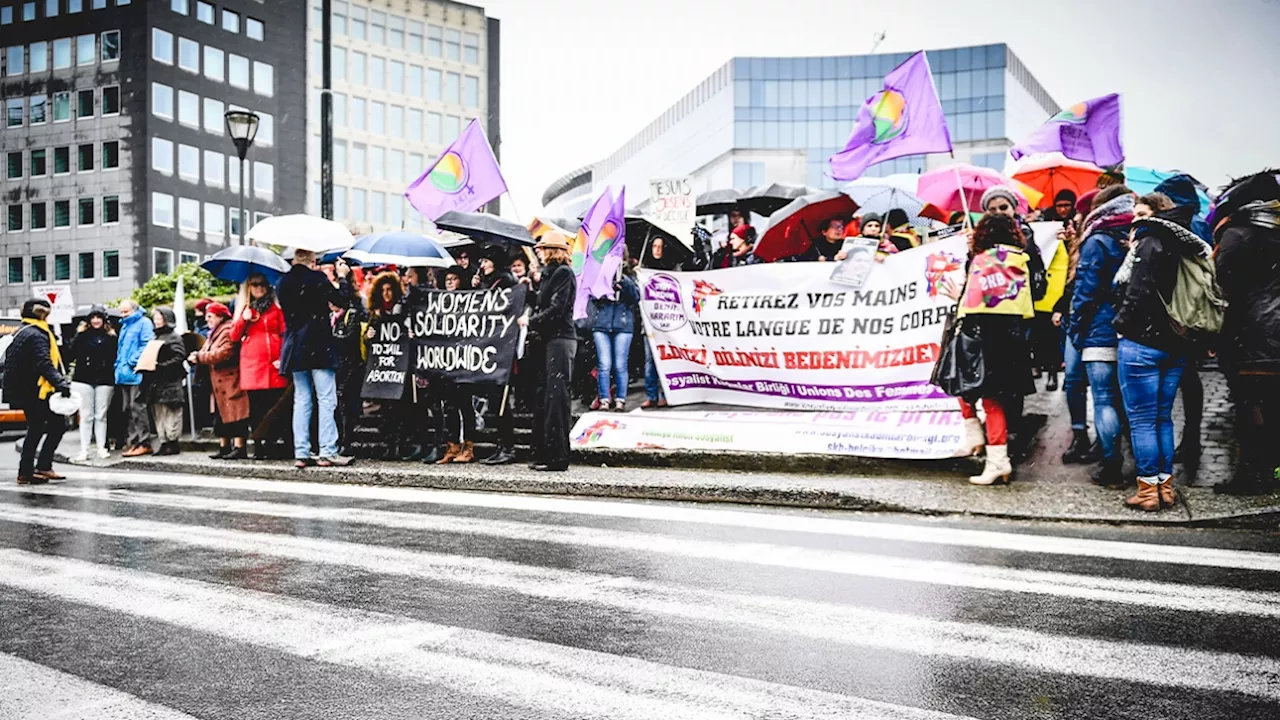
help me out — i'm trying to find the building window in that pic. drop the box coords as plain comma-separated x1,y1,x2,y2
178,89,198,127
253,161,273,201
332,139,346,174
54,254,71,282
368,146,384,181
350,188,365,222
228,53,248,89
29,95,47,124
77,198,93,226
444,115,459,142
102,141,119,169
463,32,479,64
152,28,173,64
30,41,47,72
349,51,365,85
102,196,119,224
252,61,273,96
76,89,93,118
76,34,94,65
444,28,460,61
0,7,10,23
227,156,241,192
371,191,385,225
178,37,198,73
427,112,440,144
348,5,364,40
4,45,21,75
104,250,119,277
333,92,345,126
178,143,199,182
31,203,47,230
389,60,403,93
32,256,48,282
203,149,223,187
388,105,403,136
407,109,422,142
369,9,384,44
350,143,365,176
464,75,479,108
30,149,46,176
7,205,22,231
246,17,263,41
221,8,237,32
102,86,119,115
252,212,271,229
195,0,211,23
228,207,241,237
77,143,94,171
427,69,441,101
53,92,70,122
204,201,224,236
54,200,71,228
203,45,223,81
53,38,70,68
178,197,199,232
153,248,173,276
170,0,185,15
179,251,198,266
78,252,94,280
331,46,345,81
369,101,384,134
427,25,441,57
387,15,402,49
445,72,459,104
350,97,364,131
408,64,423,97
5,152,19,179
53,146,70,174
44,0,56,17
255,112,273,145
22,2,34,21
152,82,173,119
369,55,384,90
152,137,173,175
202,97,223,134
408,20,423,54
152,192,174,227
5,98,21,127
8,258,23,284
388,193,402,228
101,30,119,61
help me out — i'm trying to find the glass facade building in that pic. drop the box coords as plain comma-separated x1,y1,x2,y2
544,44,1059,216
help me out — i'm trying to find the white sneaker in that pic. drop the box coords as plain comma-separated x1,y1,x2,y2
71,452,89,464
97,448,111,460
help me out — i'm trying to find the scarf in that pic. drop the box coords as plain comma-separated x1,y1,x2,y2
250,292,276,316
22,318,62,400
1081,193,1136,239
1113,216,1211,288
1231,200,1280,232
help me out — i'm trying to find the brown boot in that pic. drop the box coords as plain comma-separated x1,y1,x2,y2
451,441,475,463
435,442,461,464
1158,478,1177,508
1125,479,1161,512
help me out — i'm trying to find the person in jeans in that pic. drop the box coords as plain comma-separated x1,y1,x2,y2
69,305,118,462
1054,190,1100,465
1112,201,1211,511
4,299,73,484
519,231,578,472
277,248,351,468
116,300,155,457
1068,185,1136,486
589,260,640,411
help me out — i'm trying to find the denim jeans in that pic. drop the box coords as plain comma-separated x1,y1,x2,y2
643,338,664,402
1084,361,1122,461
1118,339,1186,478
593,331,633,401
292,369,339,459
1062,339,1088,431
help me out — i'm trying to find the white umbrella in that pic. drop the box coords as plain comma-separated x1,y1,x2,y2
245,214,353,252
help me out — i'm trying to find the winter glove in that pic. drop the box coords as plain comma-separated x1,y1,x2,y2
59,386,72,398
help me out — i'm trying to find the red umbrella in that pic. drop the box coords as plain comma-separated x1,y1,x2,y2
754,191,858,263
1009,153,1103,210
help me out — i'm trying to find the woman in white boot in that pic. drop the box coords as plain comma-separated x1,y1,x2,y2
938,214,1038,485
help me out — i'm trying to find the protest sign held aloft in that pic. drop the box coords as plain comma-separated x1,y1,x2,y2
362,316,410,400
410,284,528,385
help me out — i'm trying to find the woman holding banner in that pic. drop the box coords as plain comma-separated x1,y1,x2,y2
519,231,577,472
477,246,520,466
432,266,477,464
365,271,415,460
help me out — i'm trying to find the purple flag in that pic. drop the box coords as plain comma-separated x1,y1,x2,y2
405,118,507,221
829,51,952,182
1010,93,1124,167
572,188,614,320
588,187,628,300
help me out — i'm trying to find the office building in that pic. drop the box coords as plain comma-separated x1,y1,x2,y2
0,0,306,311
304,0,501,233
543,44,1059,217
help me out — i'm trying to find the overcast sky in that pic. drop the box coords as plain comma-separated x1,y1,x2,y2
479,0,1280,217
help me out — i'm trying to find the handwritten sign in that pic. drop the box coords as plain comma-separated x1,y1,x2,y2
648,176,695,226
361,317,409,400
410,285,527,385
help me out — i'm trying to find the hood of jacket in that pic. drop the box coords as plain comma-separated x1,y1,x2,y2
1153,174,1202,212
1113,214,1211,287
154,306,177,330
1081,193,1135,238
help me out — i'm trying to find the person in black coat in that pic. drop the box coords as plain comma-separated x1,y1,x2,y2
476,246,522,466
69,305,119,462
519,231,577,471
4,299,73,484
144,307,188,456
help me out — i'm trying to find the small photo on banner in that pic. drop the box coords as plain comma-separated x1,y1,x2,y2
956,246,1034,319
829,237,880,289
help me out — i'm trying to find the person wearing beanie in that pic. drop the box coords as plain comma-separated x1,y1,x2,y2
141,306,188,456
189,301,249,460
881,208,920,253
4,299,73,484
711,224,760,269
69,305,118,463
1043,189,1079,222
859,213,883,239
476,245,517,291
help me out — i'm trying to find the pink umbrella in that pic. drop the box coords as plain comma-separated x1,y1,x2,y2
917,163,1031,215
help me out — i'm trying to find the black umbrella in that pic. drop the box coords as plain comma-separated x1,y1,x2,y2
738,183,817,216
695,188,742,216
433,210,535,247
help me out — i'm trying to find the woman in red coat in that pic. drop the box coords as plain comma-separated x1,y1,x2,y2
189,302,250,459
230,273,290,459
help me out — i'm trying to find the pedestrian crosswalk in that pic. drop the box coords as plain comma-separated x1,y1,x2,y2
0,470,1277,720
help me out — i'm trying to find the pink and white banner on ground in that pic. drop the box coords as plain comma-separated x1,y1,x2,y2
638,235,969,413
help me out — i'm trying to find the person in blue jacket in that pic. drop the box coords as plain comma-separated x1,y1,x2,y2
590,253,641,412
115,299,156,457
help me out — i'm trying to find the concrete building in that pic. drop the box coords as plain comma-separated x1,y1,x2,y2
304,0,500,232
0,0,306,311
543,44,1059,217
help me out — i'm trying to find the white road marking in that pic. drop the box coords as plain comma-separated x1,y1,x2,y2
4,485,1278,618
0,652,202,720
1,506,1278,701
0,550,979,720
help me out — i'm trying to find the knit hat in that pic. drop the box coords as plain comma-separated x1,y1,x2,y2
731,224,754,241
194,298,212,314
481,244,510,268
205,302,232,319
980,185,1019,212
88,304,108,320
444,265,467,282
1054,189,1078,205
884,208,911,229
21,298,51,320
859,212,882,227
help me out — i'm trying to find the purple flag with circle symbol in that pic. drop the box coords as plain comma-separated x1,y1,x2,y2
829,51,953,182
588,186,628,301
405,118,508,221
1010,93,1124,167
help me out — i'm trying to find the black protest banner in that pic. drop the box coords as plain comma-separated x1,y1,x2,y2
409,284,527,385
361,316,410,400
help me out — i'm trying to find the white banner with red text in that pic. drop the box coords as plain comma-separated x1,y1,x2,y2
570,409,967,459
638,235,968,412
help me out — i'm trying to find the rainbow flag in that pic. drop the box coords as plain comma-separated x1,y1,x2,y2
588,186,628,301
405,118,507,221
572,188,614,320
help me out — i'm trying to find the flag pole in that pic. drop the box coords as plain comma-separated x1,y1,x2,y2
950,151,972,230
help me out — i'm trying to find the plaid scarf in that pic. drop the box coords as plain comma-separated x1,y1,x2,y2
1236,200,1280,231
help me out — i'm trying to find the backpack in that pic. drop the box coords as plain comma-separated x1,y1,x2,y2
1162,253,1227,342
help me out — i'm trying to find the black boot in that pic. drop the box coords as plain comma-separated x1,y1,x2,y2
421,445,444,464
1090,455,1125,488
399,443,424,462
1045,371,1059,392
209,445,230,460
225,446,248,460
1214,463,1276,496
482,447,516,466
1061,430,1097,464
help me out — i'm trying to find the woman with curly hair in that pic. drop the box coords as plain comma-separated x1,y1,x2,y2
364,271,413,460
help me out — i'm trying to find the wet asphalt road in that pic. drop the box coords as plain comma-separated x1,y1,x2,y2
0,466,1278,720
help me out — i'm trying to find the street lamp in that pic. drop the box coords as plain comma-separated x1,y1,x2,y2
224,110,259,245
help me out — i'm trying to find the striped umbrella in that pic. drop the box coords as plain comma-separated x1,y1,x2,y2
343,231,455,268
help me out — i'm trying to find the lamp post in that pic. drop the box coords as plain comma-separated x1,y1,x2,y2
224,110,259,245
